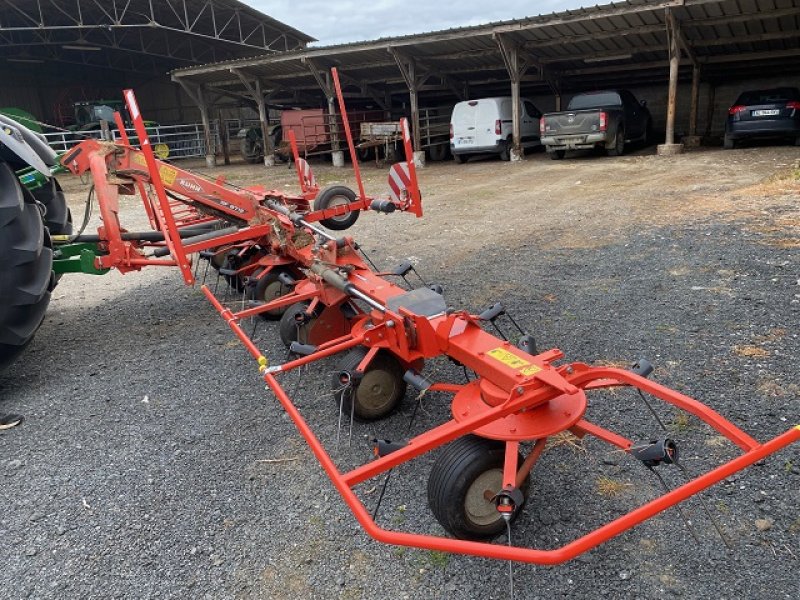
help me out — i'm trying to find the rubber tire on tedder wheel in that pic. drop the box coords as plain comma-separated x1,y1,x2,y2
250,269,293,321
278,301,321,347
313,185,359,231
428,435,530,541
0,161,54,370
333,346,407,421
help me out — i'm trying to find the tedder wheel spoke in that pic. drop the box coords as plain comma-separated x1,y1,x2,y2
333,347,407,421
427,435,530,541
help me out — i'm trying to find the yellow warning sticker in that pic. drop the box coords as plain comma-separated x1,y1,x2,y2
486,346,542,377
132,153,146,166
487,347,530,370
521,365,542,376
159,165,177,186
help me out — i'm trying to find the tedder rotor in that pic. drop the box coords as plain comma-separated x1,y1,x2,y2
34,67,800,567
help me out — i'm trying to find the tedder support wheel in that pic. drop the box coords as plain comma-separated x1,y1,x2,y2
313,185,359,231
428,435,530,541
279,301,320,347
333,347,407,421
250,269,292,321
0,161,53,370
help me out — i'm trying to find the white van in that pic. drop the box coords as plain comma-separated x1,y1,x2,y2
449,97,542,162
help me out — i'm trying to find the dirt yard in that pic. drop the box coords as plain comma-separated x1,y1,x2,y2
3,144,799,599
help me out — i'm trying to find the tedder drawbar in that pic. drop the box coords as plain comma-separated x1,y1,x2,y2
45,68,799,566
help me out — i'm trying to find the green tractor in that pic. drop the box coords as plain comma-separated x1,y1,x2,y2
0,112,72,370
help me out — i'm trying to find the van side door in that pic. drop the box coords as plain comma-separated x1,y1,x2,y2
522,100,542,141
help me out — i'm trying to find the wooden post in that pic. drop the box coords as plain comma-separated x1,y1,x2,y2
254,79,274,166
196,87,216,168
390,48,425,167
218,109,230,165
495,34,529,161
704,82,716,138
408,60,421,155
665,9,680,146
511,77,522,158
689,65,700,136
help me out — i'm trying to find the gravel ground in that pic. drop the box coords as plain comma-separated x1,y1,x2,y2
2,144,799,599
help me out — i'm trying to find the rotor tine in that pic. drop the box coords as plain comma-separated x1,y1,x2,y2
676,463,734,549
409,266,427,286
201,256,210,285
506,518,515,600
505,312,526,336
193,253,200,280
492,322,508,341
636,389,668,431
335,383,347,450
371,470,393,520
250,315,259,340
650,467,701,545
348,386,355,447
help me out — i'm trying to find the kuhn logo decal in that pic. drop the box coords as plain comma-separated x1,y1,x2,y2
178,179,202,193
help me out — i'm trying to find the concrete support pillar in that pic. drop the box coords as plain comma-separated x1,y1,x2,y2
658,8,684,156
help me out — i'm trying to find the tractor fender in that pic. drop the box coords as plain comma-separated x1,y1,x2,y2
0,113,57,175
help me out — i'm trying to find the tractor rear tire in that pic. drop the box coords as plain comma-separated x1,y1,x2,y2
31,177,72,236
0,161,53,370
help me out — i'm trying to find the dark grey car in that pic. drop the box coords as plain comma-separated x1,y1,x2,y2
724,87,800,149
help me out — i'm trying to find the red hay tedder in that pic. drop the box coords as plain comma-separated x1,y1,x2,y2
50,68,798,566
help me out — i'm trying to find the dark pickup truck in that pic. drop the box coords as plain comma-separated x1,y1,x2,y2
540,90,652,159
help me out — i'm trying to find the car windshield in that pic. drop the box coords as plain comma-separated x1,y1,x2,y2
735,88,800,105
568,92,622,110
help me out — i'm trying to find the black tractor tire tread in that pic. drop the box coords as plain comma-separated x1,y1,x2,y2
31,178,72,236
0,162,53,368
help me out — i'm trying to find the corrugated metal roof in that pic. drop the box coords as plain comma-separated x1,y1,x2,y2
172,0,800,106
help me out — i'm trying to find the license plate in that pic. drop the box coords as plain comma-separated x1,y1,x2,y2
752,109,779,117
457,137,473,144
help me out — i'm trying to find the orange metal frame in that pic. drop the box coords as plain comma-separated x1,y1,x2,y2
57,75,798,566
